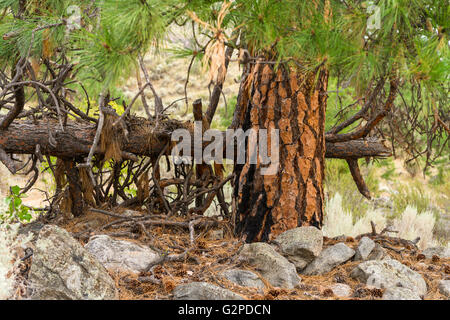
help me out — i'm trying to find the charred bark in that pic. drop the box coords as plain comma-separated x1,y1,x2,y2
232,63,329,242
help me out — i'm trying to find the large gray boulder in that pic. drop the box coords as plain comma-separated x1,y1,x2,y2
382,287,422,300
237,243,301,289
438,280,450,298
28,225,117,300
173,282,244,300
272,226,323,271
302,243,355,275
221,269,265,289
421,247,450,259
350,259,427,297
85,234,160,273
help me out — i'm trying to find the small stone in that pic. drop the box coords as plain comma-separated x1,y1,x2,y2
173,282,244,300
438,280,450,298
350,259,427,297
302,243,355,275
330,283,352,297
272,226,323,271
85,235,160,274
369,243,388,260
237,242,301,289
382,287,422,300
221,269,265,289
354,237,376,261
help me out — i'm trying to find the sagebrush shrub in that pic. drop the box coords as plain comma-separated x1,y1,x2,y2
323,193,386,238
393,205,437,250
323,193,438,249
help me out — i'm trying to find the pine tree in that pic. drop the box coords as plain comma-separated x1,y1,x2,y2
0,1,447,241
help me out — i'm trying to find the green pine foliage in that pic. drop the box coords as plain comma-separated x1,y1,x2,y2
0,0,447,158
1,1,447,95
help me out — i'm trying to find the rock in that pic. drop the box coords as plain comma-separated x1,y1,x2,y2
18,221,45,242
173,282,244,300
28,225,117,300
438,280,450,298
302,243,355,275
350,259,427,297
421,247,450,259
368,243,388,260
272,226,323,271
354,237,375,260
382,287,422,300
330,283,352,297
354,237,387,261
221,269,265,289
85,235,160,274
237,242,301,289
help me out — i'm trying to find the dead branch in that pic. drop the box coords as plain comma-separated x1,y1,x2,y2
0,147,17,173
326,79,398,143
356,221,420,252
346,158,371,199
0,79,24,130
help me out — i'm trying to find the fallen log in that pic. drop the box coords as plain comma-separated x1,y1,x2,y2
0,116,391,161
0,116,181,160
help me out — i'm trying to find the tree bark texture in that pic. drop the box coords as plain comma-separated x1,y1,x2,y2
63,160,84,217
0,117,390,161
231,63,329,242
0,116,182,160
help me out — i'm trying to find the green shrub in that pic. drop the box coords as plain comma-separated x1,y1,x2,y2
1,186,33,223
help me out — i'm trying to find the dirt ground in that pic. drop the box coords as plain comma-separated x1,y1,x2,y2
54,209,450,300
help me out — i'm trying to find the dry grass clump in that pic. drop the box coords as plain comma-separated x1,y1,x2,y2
323,193,386,238
323,193,440,250
393,206,437,250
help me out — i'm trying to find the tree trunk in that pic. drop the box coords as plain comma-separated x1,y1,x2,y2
64,160,85,217
232,63,329,242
